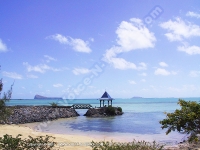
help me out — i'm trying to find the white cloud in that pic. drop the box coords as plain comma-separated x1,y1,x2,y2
139,73,147,76
138,62,147,70
103,46,147,70
116,18,156,51
103,18,156,70
72,68,91,75
48,34,68,44
89,38,94,42
27,74,38,78
53,84,63,88
107,57,137,70
154,68,171,76
141,79,146,82
44,55,57,63
0,39,7,52
160,17,200,41
159,62,168,67
186,11,200,18
103,46,122,60
189,70,200,77
23,62,60,73
129,80,136,84
168,85,199,93
3,71,23,79
70,38,91,53
178,45,200,55
48,34,91,53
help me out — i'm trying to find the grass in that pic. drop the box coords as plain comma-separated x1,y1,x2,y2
49,102,58,108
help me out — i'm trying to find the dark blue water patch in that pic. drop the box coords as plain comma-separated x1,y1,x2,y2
66,112,165,134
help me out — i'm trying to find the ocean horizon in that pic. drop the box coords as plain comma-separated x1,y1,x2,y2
6,97,200,145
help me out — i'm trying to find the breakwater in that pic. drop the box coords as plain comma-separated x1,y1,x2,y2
1,106,79,124
84,107,123,117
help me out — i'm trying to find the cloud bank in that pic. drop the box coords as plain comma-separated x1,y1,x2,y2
103,18,156,70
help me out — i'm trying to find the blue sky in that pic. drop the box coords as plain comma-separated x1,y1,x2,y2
1,0,200,99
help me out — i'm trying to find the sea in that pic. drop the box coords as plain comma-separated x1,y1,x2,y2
6,97,200,145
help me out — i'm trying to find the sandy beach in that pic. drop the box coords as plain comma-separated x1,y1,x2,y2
0,121,185,150
0,124,96,150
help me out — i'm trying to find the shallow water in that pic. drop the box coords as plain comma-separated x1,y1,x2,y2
8,97,200,144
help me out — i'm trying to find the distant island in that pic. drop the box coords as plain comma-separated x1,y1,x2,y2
131,96,143,99
34,95,63,100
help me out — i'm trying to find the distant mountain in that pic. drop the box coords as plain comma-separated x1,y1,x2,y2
131,96,143,99
34,94,63,100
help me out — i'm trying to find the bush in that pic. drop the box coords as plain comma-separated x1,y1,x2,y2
22,135,56,149
160,99,200,142
117,107,122,112
49,102,58,108
0,134,22,149
0,79,13,122
91,140,164,150
105,106,116,116
0,134,56,150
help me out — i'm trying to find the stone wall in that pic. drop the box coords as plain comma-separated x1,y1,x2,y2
1,106,79,124
84,107,123,117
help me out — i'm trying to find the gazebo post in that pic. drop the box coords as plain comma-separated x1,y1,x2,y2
111,100,112,106
108,100,109,106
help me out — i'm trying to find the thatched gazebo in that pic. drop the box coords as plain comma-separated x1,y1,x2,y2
98,91,114,107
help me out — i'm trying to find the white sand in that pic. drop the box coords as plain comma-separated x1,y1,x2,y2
0,124,95,150
0,119,184,150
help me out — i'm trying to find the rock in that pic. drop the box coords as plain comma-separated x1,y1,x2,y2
84,107,123,117
1,106,79,124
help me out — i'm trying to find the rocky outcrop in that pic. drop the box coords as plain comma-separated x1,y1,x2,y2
84,107,123,117
34,95,63,99
1,106,79,124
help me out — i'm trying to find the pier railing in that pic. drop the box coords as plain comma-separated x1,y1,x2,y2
72,104,93,109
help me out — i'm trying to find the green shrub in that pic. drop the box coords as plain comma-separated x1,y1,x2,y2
22,135,56,149
117,107,122,112
0,134,22,150
105,106,115,115
91,140,164,150
160,99,200,142
49,102,58,108
0,134,56,150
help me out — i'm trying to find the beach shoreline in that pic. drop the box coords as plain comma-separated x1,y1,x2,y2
0,119,184,150
2,98,193,150
0,124,95,150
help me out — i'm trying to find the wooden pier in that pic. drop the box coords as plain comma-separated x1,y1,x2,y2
72,104,93,109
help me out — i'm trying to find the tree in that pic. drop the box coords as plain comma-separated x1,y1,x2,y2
160,99,200,142
0,78,13,122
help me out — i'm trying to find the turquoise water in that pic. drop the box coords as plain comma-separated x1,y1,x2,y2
7,97,200,144
8,97,200,113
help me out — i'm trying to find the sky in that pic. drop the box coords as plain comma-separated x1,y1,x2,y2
0,0,200,99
